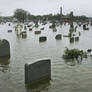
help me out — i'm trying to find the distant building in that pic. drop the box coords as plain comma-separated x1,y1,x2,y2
60,6,62,16
61,16,72,22
60,10,74,22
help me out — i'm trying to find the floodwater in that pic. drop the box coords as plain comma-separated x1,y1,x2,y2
0,22,92,92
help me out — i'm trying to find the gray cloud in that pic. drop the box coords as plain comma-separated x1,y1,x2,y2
0,0,92,17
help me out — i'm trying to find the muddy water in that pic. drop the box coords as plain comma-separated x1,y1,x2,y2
0,22,92,92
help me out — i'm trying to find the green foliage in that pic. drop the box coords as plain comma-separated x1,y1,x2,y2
63,48,86,60
13,9,29,23
0,8,89,23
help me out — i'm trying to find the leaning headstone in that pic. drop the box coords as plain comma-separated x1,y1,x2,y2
25,59,51,86
0,39,10,57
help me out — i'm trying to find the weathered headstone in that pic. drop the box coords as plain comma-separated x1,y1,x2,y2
55,34,62,40
20,31,27,38
29,28,32,31
0,39,10,57
25,59,51,85
39,36,47,42
35,31,41,35
8,30,12,32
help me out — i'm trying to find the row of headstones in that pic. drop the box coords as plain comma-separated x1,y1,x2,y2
39,34,62,42
2,38,92,58
70,37,79,43
14,24,45,38
8,23,81,42
22,23,82,43
8,22,58,36
77,23,89,31
14,23,62,40
9,23,80,42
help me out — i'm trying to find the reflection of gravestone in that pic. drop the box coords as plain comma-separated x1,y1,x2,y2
70,37,74,43
0,57,10,65
0,39,10,57
25,59,51,85
75,37,79,42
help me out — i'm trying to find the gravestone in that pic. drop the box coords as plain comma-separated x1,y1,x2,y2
0,39,10,57
35,31,41,34
29,28,32,31
40,27,44,30
25,59,51,85
55,34,62,40
8,30,12,32
39,36,47,42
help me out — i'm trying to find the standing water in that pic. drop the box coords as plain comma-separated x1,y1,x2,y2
0,22,92,92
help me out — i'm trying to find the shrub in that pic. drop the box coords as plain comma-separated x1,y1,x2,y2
63,48,87,61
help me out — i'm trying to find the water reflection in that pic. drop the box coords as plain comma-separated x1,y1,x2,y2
64,59,82,66
0,57,10,73
25,80,51,92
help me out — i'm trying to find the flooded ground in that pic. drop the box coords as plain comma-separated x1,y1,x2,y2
0,22,92,92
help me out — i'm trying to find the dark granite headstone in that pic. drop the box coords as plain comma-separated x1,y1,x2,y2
39,36,47,42
25,59,51,85
0,39,10,57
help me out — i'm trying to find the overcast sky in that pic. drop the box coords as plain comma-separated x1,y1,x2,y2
0,0,92,17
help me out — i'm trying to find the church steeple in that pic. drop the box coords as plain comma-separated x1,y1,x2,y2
60,6,62,16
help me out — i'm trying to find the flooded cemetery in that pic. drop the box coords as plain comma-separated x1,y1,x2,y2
1,1,92,92
0,20,92,92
